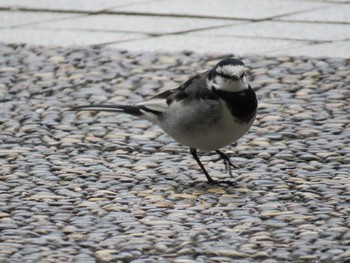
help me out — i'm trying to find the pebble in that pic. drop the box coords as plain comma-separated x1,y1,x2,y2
0,44,348,263
95,249,120,262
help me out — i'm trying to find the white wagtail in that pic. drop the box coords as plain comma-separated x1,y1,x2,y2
73,58,258,184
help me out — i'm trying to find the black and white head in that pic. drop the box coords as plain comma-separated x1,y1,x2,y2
207,58,249,93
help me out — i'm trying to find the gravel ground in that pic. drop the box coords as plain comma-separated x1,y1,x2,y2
0,43,349,263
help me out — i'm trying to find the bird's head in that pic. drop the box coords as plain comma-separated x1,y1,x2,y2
207,58,249,93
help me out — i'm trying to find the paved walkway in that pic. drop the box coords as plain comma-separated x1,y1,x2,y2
0,0,349,57
1,1,350,263
0,43,349,263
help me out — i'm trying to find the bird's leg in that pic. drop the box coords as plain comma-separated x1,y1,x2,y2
190,148,215,184
213,150,237,175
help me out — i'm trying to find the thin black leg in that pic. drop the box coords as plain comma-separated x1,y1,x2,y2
190,148,215,184
214,150,237,176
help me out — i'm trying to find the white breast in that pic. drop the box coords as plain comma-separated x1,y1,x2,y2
158,100,256,152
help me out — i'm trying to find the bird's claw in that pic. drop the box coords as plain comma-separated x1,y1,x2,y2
213,150,237,176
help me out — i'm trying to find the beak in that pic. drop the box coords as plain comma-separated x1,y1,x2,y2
230,75,240,81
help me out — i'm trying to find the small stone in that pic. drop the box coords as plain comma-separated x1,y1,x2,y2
216,250,249,258
257,152,271,159
0,212,10,218
62,225,78,234
95,249,119,263
153,243,168,252
299,153,322,162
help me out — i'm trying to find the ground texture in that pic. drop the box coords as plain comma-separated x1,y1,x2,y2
0,43,349,262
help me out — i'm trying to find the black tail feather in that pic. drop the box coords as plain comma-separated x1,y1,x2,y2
72,104,143,116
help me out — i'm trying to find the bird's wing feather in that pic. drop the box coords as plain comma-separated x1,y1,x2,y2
136,89,174,113
136,72,215,113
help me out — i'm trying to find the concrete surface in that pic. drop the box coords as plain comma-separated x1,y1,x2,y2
0,0,349,57
28,14,238,35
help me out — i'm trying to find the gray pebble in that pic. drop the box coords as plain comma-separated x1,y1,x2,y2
0,44,348,263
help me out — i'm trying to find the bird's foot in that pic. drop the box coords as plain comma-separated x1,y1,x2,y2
213,150,237,175
189,179,236,187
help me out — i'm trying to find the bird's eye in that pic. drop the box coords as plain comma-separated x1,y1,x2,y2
240,73,246,79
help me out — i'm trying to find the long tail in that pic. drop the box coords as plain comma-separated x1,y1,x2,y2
72,104,143,116
72,105,162,124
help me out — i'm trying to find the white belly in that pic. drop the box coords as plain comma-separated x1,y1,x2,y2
181,117,255,151
158,101,256,152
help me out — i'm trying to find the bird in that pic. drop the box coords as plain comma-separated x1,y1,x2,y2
73,58,258,184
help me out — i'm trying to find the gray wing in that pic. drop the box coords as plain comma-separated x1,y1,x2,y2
137,71,218,112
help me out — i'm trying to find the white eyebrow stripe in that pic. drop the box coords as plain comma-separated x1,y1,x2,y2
216,65,245,77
